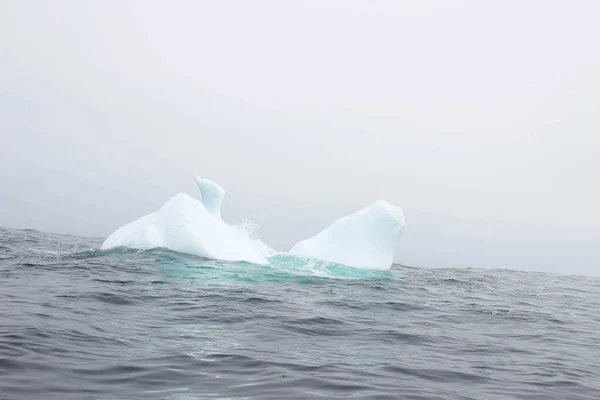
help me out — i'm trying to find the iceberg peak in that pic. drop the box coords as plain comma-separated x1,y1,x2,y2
194,176,225,219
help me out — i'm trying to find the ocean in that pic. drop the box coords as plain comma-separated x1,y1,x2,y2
1,227,599,399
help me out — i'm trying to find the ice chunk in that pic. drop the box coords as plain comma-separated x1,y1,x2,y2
194,176,224,219
102,179,268,264
290,200,405,270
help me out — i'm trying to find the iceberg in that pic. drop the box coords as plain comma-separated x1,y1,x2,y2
102,176,404,270
101,177,269,264
290,200,405,270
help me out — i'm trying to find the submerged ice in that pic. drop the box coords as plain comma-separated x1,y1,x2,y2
102,177,405,269
290,201,405,270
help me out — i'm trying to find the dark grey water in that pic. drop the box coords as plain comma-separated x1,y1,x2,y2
1,227,600,399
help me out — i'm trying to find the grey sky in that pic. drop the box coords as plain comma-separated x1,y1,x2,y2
1,1,599,275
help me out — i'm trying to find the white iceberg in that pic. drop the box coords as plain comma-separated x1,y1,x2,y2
102,177,404,269
290,200,405,270
101,177,270,264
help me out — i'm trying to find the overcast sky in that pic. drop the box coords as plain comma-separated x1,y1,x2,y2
1,1,599,275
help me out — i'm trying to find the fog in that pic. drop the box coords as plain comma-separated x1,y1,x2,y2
1,1,599,275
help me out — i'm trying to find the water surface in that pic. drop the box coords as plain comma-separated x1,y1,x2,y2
1,227,599,399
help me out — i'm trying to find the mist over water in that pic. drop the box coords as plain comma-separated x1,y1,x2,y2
2,227,600,399
2,1,599,276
